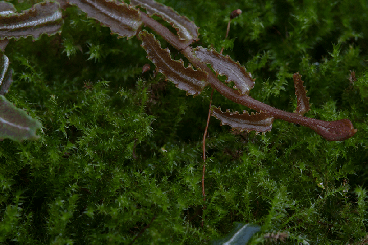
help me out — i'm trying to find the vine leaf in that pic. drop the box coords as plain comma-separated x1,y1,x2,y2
0,2,63,40
0,95,42,141
131,0,199,41
140,31,207,95
195,47,255,95
0,51,12,95
69,0,142,38
293,72,310,116
212,107,273,132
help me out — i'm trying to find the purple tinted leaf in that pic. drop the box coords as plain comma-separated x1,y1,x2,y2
0,95,42,141
55,0,70,9
212,107,273,132
131,0,198,41
195,47,255,94
0,2,15,16
293,72,310,116
0,2,62,40
69,0,142,38
140,31,207,95
0,39,9,51
0,52,12,95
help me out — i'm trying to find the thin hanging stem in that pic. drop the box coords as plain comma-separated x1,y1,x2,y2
202,37,226,200
201,11,242,227
202,88,214,201
201,88,213,228
220,21,231,54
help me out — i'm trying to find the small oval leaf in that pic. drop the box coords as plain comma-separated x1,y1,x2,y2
131,0,199,41
195,47,255,94
69,0,142,38
140,31,207,95
212,106,273,132
0,2,63,40
0,95,42,141
293,72,310,116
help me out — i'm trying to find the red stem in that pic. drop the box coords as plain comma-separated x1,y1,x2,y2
56,0,357,141
202,89,214,201
139,8,356,141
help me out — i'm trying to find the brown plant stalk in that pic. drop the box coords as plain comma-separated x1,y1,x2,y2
202,10,241,209
138,11,356,141
0,1,357,141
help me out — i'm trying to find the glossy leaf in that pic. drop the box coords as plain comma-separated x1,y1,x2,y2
0,51,12,95
0,95,42,141
195,47,255,94
293,72,310,116
0,2,62,40
69,0,142,38
212,107,273,132
211,223,261,245
140,31,207,95
131,0,199,41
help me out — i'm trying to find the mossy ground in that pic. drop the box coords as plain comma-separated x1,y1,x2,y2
1,0,368,244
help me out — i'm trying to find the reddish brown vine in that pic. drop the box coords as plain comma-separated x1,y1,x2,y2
0,0,358,238
0,1,357,143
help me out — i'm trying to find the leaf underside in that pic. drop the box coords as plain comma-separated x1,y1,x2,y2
0,2,15,15
293,72,310,116
69,0,142,38
0,1,12,50
195,47,255,95
131,0,199,41
0,2,63,40
140,30,207,95
0,39,9,51
0,95,42,141
212,107,273,132
0,52,12,95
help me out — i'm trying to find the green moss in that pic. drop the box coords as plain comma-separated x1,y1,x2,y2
1,0,368,244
